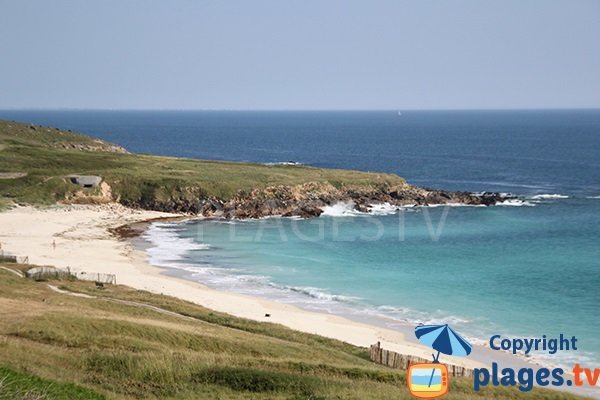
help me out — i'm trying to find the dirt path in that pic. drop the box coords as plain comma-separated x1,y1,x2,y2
46,284,196,322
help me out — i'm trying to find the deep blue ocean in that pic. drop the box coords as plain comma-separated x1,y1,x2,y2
2,110,599,367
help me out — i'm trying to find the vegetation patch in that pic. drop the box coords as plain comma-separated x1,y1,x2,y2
0,366,104,400
192,367,318,395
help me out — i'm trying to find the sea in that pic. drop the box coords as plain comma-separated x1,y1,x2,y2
2,109,599,368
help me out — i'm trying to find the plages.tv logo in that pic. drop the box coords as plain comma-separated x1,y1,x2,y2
407,324,472,399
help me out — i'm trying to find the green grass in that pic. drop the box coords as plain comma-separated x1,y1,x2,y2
0,367,104,400
0,120,406,207
0,122,120,151
0,265,588,400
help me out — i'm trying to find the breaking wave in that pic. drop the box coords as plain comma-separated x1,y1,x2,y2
143,222,210,268
262,161,305,166
320,202,368,217
530,194,570,199
280,285,363,303
496,199,535,207
320,201,485,217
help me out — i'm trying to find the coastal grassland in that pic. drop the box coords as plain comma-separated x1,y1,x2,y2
0,122,122,151
0,266,587,400
0,120,405,206
0,367,103,400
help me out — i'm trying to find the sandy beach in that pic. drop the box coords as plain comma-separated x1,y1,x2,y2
0,203,490,369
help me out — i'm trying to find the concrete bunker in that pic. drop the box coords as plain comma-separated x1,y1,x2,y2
69,175,102,188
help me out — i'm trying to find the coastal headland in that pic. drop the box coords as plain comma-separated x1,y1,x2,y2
0,120,510,218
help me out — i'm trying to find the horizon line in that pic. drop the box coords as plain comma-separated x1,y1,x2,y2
1,107,600,112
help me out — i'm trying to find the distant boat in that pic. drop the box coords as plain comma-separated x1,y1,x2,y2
397,111,402,116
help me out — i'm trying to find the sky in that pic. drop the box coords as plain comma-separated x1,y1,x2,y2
0,0,599,110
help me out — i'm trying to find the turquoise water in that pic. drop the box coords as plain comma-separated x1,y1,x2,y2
146,197,600,367
2,110,599,367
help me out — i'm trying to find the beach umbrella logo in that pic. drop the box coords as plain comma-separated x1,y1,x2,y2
407,324,472,399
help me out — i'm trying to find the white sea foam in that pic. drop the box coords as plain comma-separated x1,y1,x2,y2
320,202,363,217
281,285,363,303
321,202,404,217
321,201,490,216
143,222,210,268
262,161,304,166
586,195,600,199
530,193,570,199
419,203,486,208
496,199,535,207
211,219,240,225
471,191,515,197
367,203,399,215
198,273,271,287
371,305,472,326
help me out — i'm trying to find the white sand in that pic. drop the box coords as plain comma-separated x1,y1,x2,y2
0,203,498,370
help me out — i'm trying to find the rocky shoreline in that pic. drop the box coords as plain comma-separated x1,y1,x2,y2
118,181,514,219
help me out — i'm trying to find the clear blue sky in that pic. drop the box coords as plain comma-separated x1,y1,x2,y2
1,0,599,110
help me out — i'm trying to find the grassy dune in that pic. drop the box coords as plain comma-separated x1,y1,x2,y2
0,367,102,400
0,265,586,400
0,120,404,206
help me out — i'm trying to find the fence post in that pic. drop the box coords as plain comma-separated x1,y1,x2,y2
368,343,474,376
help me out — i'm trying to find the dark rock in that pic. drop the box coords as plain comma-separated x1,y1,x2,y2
113,180,514,219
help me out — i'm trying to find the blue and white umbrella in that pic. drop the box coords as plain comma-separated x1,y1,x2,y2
415,324,472,361
415,324,472,387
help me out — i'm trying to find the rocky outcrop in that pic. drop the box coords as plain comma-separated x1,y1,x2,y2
64,181,115,205
116,181,515,219
58,140,129,153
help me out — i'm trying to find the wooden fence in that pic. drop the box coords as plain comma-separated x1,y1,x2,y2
25,266,116,285
369,342,473,377
0,250,29,264
26,266,72,280
75,271,116,285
